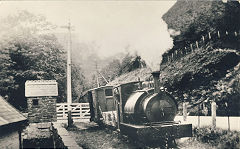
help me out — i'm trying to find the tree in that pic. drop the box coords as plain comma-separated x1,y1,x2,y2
95,52,147,87
0,34,66,110
72,63,87,100
164,1,240,52
119,53,146,74
0,11,85,110
99,59,121,86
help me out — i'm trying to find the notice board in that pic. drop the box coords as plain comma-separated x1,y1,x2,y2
25,80,58,97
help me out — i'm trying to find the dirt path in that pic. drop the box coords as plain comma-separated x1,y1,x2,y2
68,122,137,149
68,122,215,149
176,138,216,149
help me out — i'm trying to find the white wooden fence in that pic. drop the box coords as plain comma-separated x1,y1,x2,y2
175,116,240,131
179,101,240,131
56,103,90,122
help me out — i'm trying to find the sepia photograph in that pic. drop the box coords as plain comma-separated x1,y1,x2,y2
0,0,239,148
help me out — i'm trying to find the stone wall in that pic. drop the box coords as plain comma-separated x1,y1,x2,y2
27,97,57,123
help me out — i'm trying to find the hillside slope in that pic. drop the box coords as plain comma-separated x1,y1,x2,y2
160,46,240,115
161,1,240,116
162,0,240,53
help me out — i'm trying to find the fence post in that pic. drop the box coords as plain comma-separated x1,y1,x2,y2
175,50,178,58
226,31,228,35
225,102,230,131
80,103,82,118
63,104,66,118
218,31,220,38
202,36,205,42
196,41,199,49
183,102,187,122
198,104,200,127
208,32,211,40
228,114,230,131
234,31,237,36
190,44,193,51
211,101,216,129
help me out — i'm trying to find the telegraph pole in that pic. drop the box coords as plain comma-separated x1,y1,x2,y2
67,21,73,127
95,62,100,87
61,21,73,127
67,22,72,106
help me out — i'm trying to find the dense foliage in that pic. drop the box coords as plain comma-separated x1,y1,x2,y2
0,11,85,110
163,1,240,51
160,46,240,116
97,53,147,86
161,1,240,116
193,127,240,149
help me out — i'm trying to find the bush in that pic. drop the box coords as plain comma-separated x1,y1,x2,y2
193,126,240,148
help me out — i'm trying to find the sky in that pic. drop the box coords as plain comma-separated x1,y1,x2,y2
0,1,176,70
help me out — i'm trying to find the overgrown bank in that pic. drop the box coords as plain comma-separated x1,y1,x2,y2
160,0,240,116
160,46,240,116
192,126,240,149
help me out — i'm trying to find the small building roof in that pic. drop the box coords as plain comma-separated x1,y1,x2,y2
107,67,152,86
0,96,27,127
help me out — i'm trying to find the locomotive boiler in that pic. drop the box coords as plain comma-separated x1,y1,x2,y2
123,88,177,124
86,71,192,146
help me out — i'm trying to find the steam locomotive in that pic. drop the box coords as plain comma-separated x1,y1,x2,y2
83,71,192,146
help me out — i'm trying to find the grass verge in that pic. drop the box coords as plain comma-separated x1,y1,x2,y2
193,126,240,149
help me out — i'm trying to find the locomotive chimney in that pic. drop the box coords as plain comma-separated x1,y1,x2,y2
151,71,160,93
